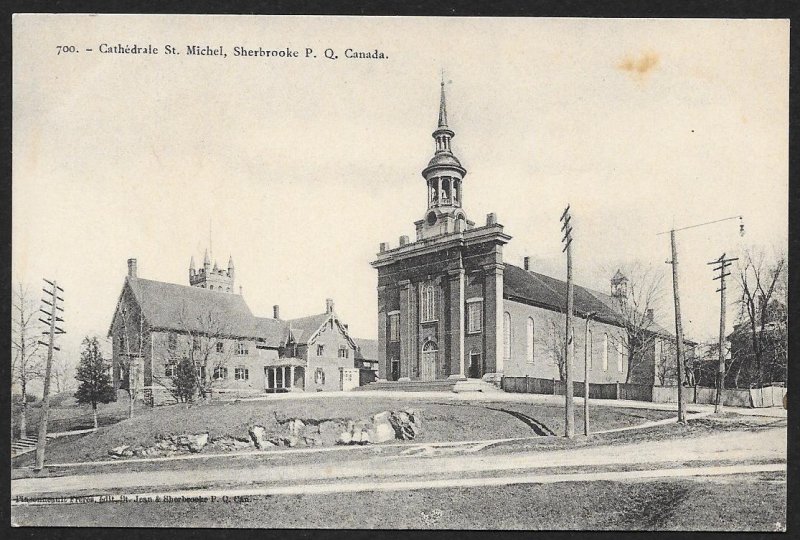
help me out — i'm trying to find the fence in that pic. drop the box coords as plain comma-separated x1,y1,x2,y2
502,376,786,408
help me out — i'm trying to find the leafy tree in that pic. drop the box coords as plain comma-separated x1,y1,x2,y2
74,337,115,429
11,282,43,439
172,358,198,403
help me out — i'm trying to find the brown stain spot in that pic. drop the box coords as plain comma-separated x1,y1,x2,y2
618,51,660,80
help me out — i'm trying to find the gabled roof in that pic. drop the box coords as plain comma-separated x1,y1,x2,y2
254,317,291,347
353,338,378,361
503,263,674,337
286,313,333,344
112,277,289,346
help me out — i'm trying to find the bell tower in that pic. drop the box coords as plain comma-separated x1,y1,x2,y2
416,78,473,240
189,248,236,293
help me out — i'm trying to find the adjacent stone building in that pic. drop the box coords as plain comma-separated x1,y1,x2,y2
109,257,368,404
372,81,680,385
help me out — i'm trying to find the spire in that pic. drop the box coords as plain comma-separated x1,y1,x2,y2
213,260,219,272
203,248,211,268
438,74,448,128
190,256,196,270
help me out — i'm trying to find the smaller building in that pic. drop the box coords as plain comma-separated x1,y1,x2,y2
109,257,371,404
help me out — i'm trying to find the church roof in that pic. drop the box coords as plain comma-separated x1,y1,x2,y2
503,264,673,337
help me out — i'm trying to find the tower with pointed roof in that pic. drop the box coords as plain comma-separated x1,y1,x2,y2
372,78,511,383
416,78,473,240
189,249,236,293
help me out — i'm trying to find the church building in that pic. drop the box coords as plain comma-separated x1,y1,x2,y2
372,81,678,385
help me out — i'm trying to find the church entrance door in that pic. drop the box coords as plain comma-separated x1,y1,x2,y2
421,341,437,381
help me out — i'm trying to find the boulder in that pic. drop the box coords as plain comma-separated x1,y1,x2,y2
287,419,305,437
388,409,423,440
177,433,209,453
108,445,131,458
319,420,346,446
370,412,396,443
249,425,272,449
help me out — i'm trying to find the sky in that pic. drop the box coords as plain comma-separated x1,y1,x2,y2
12,15,789,370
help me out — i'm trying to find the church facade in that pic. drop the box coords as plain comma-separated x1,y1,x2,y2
372,82,678,385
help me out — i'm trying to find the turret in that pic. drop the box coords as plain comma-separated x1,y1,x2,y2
189,255,196,277
228,255,235,279
203,249,211,273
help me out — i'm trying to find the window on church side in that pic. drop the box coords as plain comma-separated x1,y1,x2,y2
422,284,436,322
467,301,482,333
236,342,248,356
389,313,400,342
526,317,534,364
602,334,609,371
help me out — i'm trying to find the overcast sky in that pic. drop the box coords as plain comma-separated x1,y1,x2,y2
13,15,788,367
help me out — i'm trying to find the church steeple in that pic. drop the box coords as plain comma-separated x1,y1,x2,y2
416,77,470,240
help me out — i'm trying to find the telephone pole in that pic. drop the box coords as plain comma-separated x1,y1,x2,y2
560,204,575,438
658,214,743,425
667,231,687,424
34,278,65,472
708,253,737,414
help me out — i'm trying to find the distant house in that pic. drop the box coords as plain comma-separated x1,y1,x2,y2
109,256,370,405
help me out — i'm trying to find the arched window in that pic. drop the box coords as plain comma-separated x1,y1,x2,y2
602,333,609,371
526,317,535,364
503,312,512,363
422,284,436,322
617,338,625,372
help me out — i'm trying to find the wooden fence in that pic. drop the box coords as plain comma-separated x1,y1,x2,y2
501,376,786,408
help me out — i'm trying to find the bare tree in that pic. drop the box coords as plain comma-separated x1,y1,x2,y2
729,247,787,388
50,350,76,394
11,282,44,439
606,264,667,384
547,319,568,381
153,302,235,402
654,338,678,386
117,305,146,418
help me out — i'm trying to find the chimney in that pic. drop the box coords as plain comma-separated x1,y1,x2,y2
127,258,138,278
486,213,497,226
399,235,409,246
379,242,389,253
326,298,334,314
523,256,530,271
273,305,281,320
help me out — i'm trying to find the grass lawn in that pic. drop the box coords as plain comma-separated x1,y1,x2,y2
11,473,786,530
12,392,148,438
13,395,675,466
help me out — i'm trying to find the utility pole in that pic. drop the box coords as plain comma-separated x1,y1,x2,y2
708,253,737,414
560,204,575,438
583,312,596,436
667,230,687,424
659,215,744,426
34,279,65,472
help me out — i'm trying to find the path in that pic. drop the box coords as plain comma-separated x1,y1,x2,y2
12,424,786,501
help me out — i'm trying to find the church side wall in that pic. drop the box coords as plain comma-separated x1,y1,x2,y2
502,300,628,383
